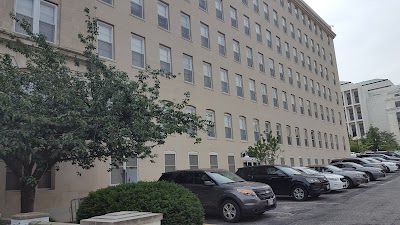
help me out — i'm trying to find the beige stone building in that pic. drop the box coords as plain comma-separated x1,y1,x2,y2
0,0,350,221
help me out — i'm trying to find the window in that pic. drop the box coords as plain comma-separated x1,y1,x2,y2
224,113,233,139
286,125,292,145
265,121,271,134
290,23,295,38
330,53,334,66
320,105,324,120
210,154,218,169
299,97,304,114
158,1,169,30
288,68,293,85
335,135,339,150
253,119,260,142
314,61,318,74
200,23,210,48
215,0,223,20
304,129,309,147
343,136,347,150
236,74,244,97
269,58,275,77
310,79,315,94
315,158,319,165
348,107,355,121
242,0,248,6
296,72,301,88
307,100,312,117
253,0,259,13
287,0,292,13
131,34,145,68
319,64,323,77
314,102,318,118
266,30,272,48
233,40,241,62
311,130,316,147
131,0,143,18
300,52,305,67
186,106,197,135
258,52,265,72
326,107,330,122
273,10,279,28
97,22,113,59
351,124,357,137
276,36,282,54
246,47,253,67
297,29,302,44
322,48,326,60
324,133,328,148
304,34,309,48
276,123,282,144
220,68,229,93
165,153,176,172
301,12,305,25
303,76,308,91
199,0,207,11
396,101,400,108
203,62,213,89
282,91,288,110
295,127,301,146
356,106,362,120
299,157,304,166
346,92,352,105
15,0,57,43
100,0,113,5
256,23,262,42
333,73,337,86
279,17,287,34
293,47,298,63
206,110,216,137
317,43,320,56
308,18,311,30
330,134,334,149
218,32,226,55
249,79,256,101
354,90,360,103
280,157,286,165
307,56,311,71
110,156,138,185
263,3,269,21
397,112,400,129
285,42,290,59
272,87,279,108
159,45,171,73
181,12,191,40
291,94,296,112
317,83,321,97
183,54,194,83
239,116,248,140
318,132,322,148
311,39,315,52
243,15,250,36
339,112,342,125
230,6,238,28
279,64,284,81
295,6,299,19
228,155,235,172
189,154,199,170
261,83,268,104
328,88,332,101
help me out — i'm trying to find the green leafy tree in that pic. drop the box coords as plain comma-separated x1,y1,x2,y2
247,132,283,165
365,126,381,151
0,9,209,213
350,126,400,152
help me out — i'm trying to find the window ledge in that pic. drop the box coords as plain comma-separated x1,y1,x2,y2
225,138,234,142
97,0,114,7
184,81,195,86
222,92,231,96
204,87,214,91
158,26,171,33
130,14,145,21
207,137,217,140
182,37,193,42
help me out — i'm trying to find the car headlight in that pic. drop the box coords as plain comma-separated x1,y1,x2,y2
237,189,257,196
328,178,339,181
306,178,320,183
356,174,363,178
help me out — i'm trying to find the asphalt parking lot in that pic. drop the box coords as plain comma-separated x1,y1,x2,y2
205,172,400,225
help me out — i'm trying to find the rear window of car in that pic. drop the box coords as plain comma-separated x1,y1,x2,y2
159,173,174,181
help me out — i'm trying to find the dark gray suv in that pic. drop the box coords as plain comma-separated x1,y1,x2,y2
159,169,277,222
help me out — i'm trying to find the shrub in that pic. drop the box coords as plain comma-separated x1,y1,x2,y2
76,181,204,225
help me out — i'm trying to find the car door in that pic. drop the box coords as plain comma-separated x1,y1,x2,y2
190,171,221,212
251,166,269,184
265,167,291,195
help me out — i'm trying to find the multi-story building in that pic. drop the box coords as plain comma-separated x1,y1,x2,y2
0,0,349,221
341,79,400,143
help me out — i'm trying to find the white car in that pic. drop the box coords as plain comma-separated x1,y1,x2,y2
294,167,346,191
364,158,398,172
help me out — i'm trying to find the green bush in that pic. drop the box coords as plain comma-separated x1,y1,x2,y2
76,181,204,225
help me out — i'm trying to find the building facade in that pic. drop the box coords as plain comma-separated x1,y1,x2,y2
0,0,349,221
341,79,400,143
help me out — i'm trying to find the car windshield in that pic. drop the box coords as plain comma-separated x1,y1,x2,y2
373,157,384,162
344,162,363,168
326,165,343,172
277,166,302,175
365,158,379,163
297,168,319,174
207,170,245,184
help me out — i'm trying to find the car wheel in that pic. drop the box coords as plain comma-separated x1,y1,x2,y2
292,186,309,201
343,177,353,189
365,172,374,181
221,199,242,223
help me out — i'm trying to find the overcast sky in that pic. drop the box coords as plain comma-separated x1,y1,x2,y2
303,0,400,85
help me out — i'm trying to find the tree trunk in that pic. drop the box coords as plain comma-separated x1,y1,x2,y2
20,182,36,213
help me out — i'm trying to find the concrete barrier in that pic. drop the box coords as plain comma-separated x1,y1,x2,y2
11,212,49,225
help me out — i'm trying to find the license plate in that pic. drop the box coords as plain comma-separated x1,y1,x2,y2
267,198,274,205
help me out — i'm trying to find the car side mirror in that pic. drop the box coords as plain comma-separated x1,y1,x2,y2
352,167,356,169
204,180,215,186
326,170,333,173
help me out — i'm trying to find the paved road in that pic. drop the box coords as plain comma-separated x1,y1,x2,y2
205,172,400,225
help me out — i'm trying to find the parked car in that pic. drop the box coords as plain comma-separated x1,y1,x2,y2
364,151,400,157
159,169,276,222
236,165,330,201
330,162,385,181
370,157,400,169
331,158,387,172
308,165,369,188
294,167,346,191
362,157,398,172
359,153,400,162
